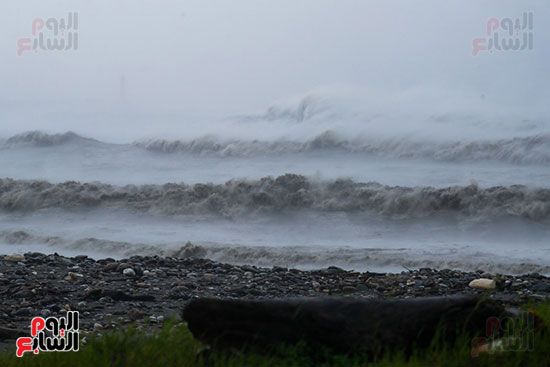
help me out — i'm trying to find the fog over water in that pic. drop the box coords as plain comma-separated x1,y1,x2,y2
1,1,549,273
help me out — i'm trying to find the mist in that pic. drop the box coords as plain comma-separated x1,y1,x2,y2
1,0,548,142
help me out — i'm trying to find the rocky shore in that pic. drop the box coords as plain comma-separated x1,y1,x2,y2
1,252,549,349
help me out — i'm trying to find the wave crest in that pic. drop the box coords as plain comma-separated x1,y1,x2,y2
1,231,548,274
4,130,550,165
133,132,550,165
0,175,549,220
4,131,98,147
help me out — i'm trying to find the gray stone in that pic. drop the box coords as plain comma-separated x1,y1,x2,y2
14,290,34,299
128,308,144,321
99,296,114,303
41,309,52,318
123,268,136,277
14,307,33,316
342,286,357,293
102,263,119,272
117,263,133,272
65,272,84,281
532,282,550,293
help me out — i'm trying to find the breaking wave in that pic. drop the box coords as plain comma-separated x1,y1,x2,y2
3,131,100,148
1,231,548,274
133,132,550,165
4,130,550,166
1,175,549,220
0,230,170,257
171,243,550,275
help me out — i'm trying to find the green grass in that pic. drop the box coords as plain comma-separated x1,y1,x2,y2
2,301,550,367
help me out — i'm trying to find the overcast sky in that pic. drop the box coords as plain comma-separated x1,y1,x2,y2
0,1,548,140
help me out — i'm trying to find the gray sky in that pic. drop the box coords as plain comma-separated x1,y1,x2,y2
0,1,548,140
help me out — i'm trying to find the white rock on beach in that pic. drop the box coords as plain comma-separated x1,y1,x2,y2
123,268,136,277
4,254,25,262
65,272,84,281
469,278,496,290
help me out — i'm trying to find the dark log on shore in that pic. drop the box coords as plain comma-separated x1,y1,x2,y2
0,327,26,340
183,296,504,354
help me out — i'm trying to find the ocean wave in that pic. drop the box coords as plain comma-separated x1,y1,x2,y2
5,130,550,165
3,131,100,148
172,243,550,275
1,231,548,274
0,175,549,220
133,132,550,165
0,231,173,257
132,131,350,156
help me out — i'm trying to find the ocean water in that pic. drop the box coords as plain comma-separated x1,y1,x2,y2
1,96,549,274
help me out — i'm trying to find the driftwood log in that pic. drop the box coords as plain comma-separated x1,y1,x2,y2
183,296,504,354
0,327,26,340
